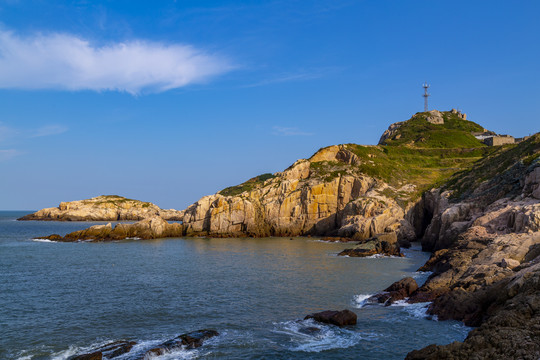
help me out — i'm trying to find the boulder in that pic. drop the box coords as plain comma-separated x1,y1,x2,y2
338,232,402,257
368,277,419,305
143,329,219,358
70,340,136,360
304,309,357,326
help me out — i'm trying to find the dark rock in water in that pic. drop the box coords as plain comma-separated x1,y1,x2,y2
369,277,419,306
144,329,219,358
40,216,184,242
70,340,136,360
338,233,402,257
298,326,322,335
304,309,357,326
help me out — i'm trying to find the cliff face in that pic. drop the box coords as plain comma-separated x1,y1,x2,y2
19,195,183,221
180,146,414,241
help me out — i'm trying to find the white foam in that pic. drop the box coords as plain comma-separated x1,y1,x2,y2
272,319,365,352
32,238,57,243
353,294,373,308
390,301,433,319
142,346,200,360
364,254,401,259
50,345,80,360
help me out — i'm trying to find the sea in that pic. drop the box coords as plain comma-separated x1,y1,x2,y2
0,211,469,359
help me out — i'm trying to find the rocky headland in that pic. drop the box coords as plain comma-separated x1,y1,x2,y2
19,195,183,221
36,110,540,358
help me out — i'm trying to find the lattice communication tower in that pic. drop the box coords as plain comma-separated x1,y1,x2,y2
423,82,430,112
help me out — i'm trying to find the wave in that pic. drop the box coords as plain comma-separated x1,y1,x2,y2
389,300,434,319
31,238,57,243
353,294,374,308
272,318,370,352
18,336,209,360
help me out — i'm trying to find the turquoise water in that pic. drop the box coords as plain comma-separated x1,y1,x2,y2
0,211,469,359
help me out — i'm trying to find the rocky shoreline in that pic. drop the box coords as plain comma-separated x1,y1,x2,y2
30,111,540,359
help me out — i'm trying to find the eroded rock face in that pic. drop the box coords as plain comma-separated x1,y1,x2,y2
405,156,540,358
304,310,357,327
41,216,184,242
19,195,183,222
406,258,540,360
181,146,413,242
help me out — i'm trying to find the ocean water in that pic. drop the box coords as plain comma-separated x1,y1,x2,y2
0,211,469,359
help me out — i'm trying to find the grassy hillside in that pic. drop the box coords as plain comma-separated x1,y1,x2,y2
381,111,486,148
444,133,540,199
216,111,507,201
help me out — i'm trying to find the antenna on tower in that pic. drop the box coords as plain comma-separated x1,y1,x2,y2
422,82,430,112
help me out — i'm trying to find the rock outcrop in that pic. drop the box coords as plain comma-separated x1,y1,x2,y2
143,329,219,358
368,277,419,306
41,216,183,242
404,135,540,358
180,145,413,243
338,232,403,257
304,309,357,327
19,195,183,221
69,340,136,360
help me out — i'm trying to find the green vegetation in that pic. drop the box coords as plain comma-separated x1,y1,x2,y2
86,195,154,208
215,110,538,204
219,173,277,197
445,134,540,199
382,112,485,148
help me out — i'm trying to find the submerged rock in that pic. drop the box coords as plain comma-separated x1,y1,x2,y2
338,232,402,257
70,340,136,360
304,309,357,327
143,329,219,358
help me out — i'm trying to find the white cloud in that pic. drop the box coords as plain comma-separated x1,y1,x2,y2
272,126,313,136
0,30,234,94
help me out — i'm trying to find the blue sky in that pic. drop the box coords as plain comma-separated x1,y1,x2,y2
0,0,539,210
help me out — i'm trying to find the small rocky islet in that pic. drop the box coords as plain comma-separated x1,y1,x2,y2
27,110,540,359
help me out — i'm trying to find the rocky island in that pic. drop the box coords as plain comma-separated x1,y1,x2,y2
19,195,183,221
35,110,540,359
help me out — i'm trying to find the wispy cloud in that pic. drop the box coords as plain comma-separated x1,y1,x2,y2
0,30,235,94
244,67,341,88
272,126,313,137
0,149,20,162
29,125,68,138
0,123,68,161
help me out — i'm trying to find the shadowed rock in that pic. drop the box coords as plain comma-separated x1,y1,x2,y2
304,309,357,326
368,277,418,306
69,340,136,360
143,329,219,358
